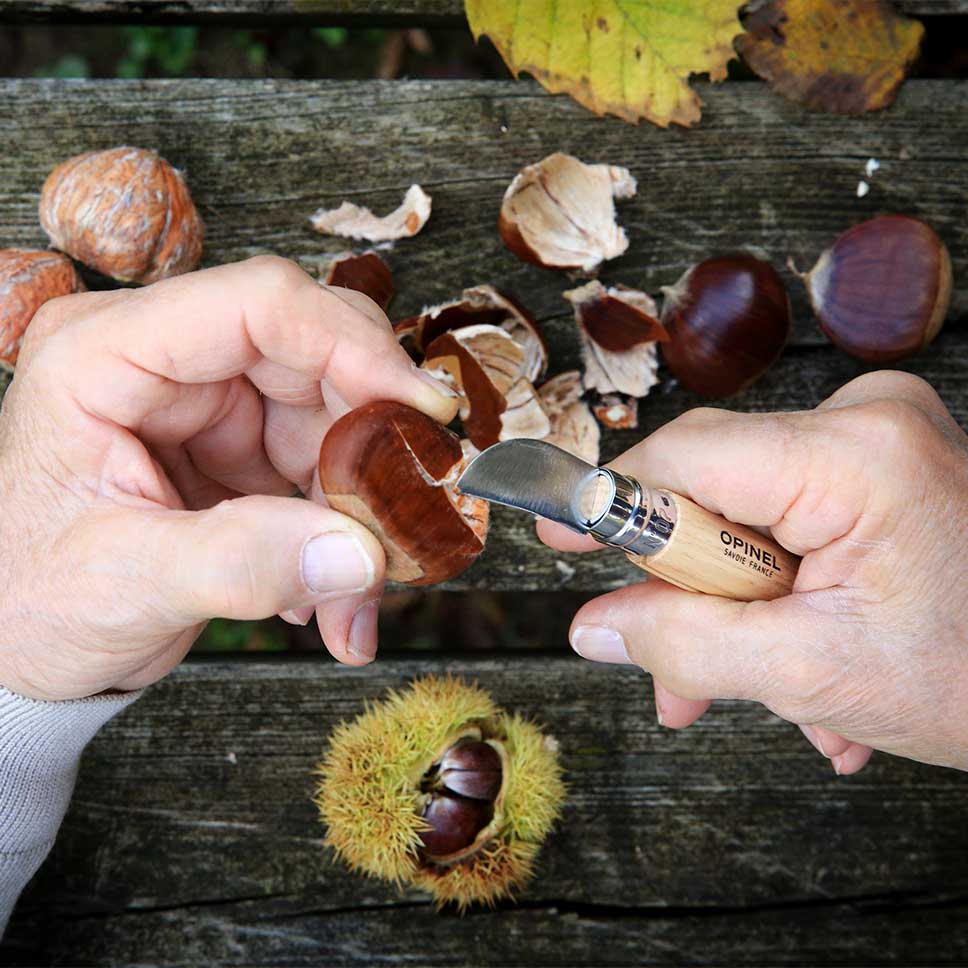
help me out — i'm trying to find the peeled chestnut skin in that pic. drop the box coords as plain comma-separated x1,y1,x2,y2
318,401,488,586
802,215,951,363
660,253,790,398
419,793,494,858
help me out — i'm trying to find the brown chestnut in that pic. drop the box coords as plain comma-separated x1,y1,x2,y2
436,740,503,801
322,251,394,312
39,146,204,284
419,793,494,859
318,401,488,586
0,249,85,371
797,215,951,363
660,254,791,397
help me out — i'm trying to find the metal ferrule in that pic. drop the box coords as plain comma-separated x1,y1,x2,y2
584,470,678,557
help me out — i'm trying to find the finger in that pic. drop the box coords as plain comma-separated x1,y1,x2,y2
263,397,334,494
536,519,603,553
118,495,387,624
152,443,242,511
567,579,807,705
184,377,294,497
48,256,459,428
832,743,874,776
653,680,711,729
315,587,384,667
798,723,853,759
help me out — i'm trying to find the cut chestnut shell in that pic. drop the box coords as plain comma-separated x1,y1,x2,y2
593,394,639,430
499,153,637,274
423,324,550,451
322,251,394,312
39,146,204,284
310,184,431,242
660,254,791,398
0,249,86,371
564,280,666,398
797,215,951,363
395,285,547,384
538,371,600,465
318,401,488,586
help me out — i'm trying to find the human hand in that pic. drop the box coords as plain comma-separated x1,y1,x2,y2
0,257,458,700
539,371,968,774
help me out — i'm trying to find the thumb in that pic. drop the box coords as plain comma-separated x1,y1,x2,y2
130,495,386,624
568,578,825,713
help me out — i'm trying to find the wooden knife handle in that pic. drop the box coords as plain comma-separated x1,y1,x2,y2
626,490,799,602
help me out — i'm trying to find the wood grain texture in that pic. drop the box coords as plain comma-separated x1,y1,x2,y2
1,77,966,591
2,657,967,966
0,0,963,23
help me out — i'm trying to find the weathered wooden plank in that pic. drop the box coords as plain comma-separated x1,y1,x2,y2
1,80,965,346
2,78,966,590
0,0,963,24
3,657,967,965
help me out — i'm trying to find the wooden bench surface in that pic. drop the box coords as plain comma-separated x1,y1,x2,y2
0,61,966,968
1,77,966,590
0,0,964,22
3,658,968,966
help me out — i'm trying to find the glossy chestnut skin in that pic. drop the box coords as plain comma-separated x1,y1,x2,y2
419,793,494,858
801,215,951,363
318,401,488,586
437,740,503,801
0,249,85,371
39,146,204,284
323,251,395,312
660,254,791,398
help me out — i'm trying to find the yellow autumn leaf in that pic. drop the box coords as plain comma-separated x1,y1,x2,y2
466,0,744,128
735,0,924,114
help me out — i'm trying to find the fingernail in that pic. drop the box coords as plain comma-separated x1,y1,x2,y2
831,753,845,776
347,600,380,662
302,532,375,598
655,701,666,727
799,724,829,758
280,606,315,626
570,625,630,665
412,362,459,398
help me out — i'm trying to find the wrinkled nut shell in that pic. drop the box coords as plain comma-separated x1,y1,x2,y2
0,249,85,370
318,401,488,586
801,215,951,363
39,146,204,284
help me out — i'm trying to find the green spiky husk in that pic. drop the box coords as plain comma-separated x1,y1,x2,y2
313,676,565,908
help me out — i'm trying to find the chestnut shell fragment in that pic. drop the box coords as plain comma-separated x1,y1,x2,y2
660,254,791,398
318,401,488,586
323,251,395,312
800,215,951,363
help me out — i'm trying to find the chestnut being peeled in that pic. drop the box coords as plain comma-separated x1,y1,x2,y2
318,401,488,586
660,253,791,398
796,215,951,363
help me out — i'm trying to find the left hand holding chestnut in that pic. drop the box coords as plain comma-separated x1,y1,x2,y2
539,370,968,776
0,256,459,700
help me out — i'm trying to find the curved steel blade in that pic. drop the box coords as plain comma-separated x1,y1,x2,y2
456,439,599,531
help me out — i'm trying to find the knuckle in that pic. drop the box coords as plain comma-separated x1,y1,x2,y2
247,254,309,294
848,398,939,459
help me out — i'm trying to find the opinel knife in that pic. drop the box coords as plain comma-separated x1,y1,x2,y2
457,439,798,602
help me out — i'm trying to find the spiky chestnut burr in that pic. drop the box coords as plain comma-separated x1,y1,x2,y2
314,676,565,910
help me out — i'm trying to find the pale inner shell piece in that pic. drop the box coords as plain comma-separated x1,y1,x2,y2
538,370,600,466
310,184,431,241
500,153,636,274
